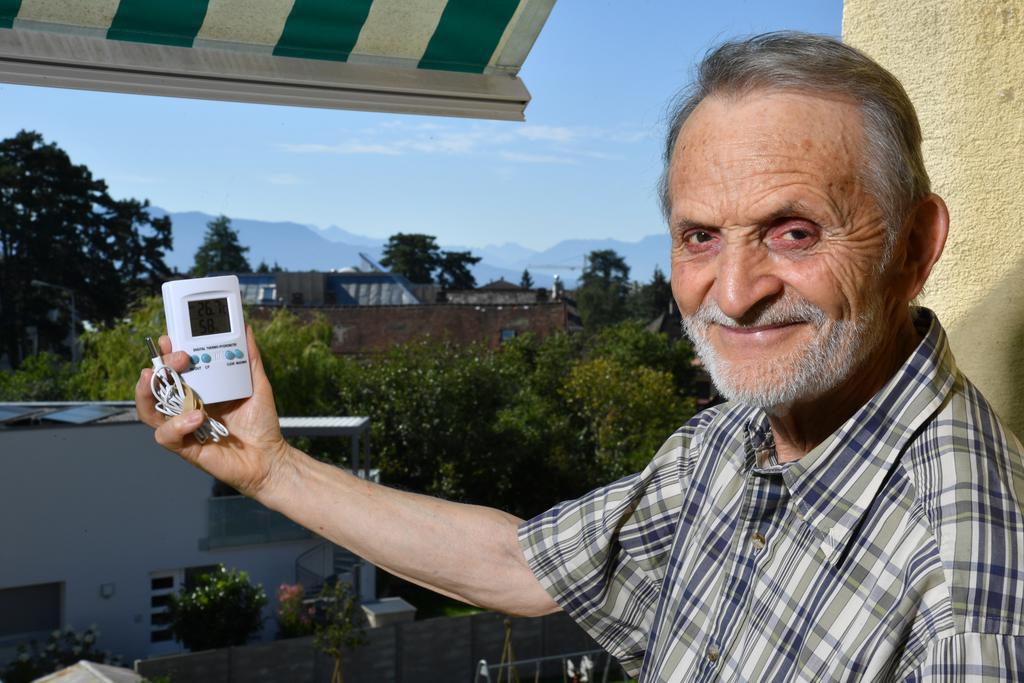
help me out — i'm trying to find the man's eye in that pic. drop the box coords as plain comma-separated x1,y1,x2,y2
686,230,714,244
770,221,819,247
781,229,810,241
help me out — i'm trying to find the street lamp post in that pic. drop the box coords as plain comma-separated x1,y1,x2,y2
30,279,79,364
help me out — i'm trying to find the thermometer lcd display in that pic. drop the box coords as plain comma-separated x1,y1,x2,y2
188,298,231,337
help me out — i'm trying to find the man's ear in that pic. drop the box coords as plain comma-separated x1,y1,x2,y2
895,193,949,302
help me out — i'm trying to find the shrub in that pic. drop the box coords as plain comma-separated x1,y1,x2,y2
276,583,316,639
167,565,267,651
0,625,120,683
0,351,75,401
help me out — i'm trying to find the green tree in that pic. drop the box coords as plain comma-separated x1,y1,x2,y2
337,339,519,504
255,260,285,273
313,581,366,683
380,233,481,288
628,266,673,322
436,250,481,289
250,308,348,417
0,352,74,401
574,249,631,331
167,565,267,651
379,233,441,284
0,130,172,366
71,296,165,400
192,215,251,276
519,269,534,289
563,357,692,480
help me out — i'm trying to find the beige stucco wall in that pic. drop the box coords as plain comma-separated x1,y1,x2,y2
843,1,1024,436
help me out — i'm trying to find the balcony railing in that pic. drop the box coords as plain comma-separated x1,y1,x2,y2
200,495,313,549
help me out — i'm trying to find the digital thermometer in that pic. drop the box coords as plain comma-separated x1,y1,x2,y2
161,275,253,405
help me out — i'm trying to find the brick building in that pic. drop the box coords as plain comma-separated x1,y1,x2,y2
242,272,582,353
252,299,580,354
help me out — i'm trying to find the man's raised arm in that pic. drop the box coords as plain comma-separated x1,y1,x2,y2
134,327,559,617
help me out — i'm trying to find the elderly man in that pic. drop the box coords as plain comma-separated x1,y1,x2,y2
137,32,1024,681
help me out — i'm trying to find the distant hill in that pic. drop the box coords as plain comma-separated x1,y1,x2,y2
153,208,672,287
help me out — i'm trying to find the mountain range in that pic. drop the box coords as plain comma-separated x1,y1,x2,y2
151,208,673,288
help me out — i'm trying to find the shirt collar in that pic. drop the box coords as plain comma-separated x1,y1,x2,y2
744,308,958,566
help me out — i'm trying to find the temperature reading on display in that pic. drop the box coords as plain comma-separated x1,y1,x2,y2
188,298,231,337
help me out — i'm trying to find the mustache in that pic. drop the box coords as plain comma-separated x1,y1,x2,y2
683,297,828,329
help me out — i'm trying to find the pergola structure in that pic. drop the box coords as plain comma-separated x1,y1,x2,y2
279,415,372,479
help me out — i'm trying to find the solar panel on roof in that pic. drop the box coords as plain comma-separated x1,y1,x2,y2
43,405,124,425
0,406,39,424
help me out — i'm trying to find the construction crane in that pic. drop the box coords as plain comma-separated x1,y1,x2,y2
526,263,582,271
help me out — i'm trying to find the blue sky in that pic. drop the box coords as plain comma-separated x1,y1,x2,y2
0,1,842,251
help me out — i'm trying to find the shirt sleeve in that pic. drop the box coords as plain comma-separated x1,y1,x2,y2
517,429,692,677
901,633,1024,682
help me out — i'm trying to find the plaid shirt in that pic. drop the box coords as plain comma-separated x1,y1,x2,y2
520,309,1024,681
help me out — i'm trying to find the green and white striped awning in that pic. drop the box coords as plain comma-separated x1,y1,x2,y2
0,0,556,120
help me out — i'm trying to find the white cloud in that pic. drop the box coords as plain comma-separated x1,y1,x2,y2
581,150,625,161
500,151,578,165
277,120,641,162
605,129,650,143
379,119,446,131
517,125,579,143
403,130,493,154
278,142,402,156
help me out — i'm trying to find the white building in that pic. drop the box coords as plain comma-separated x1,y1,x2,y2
0,404,375,666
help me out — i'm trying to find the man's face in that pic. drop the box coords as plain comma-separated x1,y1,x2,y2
668,89,897,410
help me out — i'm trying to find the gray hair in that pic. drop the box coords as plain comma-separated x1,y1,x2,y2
658,31,930,257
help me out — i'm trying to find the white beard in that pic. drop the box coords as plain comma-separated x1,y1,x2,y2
680,295,882,413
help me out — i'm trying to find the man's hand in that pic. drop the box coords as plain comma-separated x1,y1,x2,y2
134,325,291,499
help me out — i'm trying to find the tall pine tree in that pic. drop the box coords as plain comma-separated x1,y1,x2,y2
436,250,481,289
192,215,251,276
380,233,441,284
575,249,631,331
519,269,534,289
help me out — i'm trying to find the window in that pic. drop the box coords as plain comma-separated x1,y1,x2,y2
500,329,518,343
149,572,180,644
0,582,62,642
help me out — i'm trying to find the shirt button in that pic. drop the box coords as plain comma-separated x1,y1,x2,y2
707,644,720,663
751,532,766,551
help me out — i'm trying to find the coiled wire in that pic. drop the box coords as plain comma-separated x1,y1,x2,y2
146,337,228,444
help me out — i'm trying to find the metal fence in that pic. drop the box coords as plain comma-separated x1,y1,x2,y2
474,648,630,683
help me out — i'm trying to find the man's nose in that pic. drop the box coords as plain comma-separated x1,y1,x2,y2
713,245,784,321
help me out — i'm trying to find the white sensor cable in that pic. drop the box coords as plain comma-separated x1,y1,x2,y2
145,337,229,444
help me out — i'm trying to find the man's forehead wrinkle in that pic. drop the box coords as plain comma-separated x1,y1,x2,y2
673,170,847,232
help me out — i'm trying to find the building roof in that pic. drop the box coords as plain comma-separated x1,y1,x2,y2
0,401,369,434
36,660,142,683
478,278,526,291
0,401,137,428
